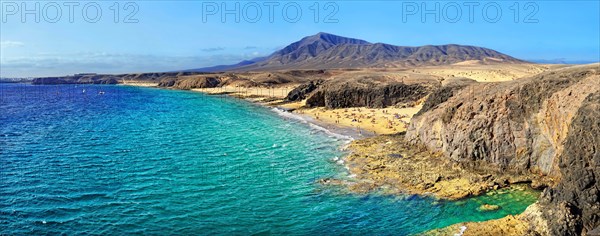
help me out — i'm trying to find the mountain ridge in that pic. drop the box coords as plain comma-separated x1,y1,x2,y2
189,32,527,72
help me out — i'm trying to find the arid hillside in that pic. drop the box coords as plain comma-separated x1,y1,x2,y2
190,32,527,72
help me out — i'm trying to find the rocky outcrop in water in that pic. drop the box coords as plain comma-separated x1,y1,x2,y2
406,64,600,235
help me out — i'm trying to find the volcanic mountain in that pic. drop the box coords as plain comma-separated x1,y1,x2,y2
190,32,526,72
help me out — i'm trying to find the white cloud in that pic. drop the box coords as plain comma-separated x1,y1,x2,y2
0,41,25,48
0,51,268,77
201,47,225,52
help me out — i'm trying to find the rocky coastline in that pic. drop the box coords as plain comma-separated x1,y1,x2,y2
27,63,599,235
323,134,550,200
406,64,599,235
290,64,598,235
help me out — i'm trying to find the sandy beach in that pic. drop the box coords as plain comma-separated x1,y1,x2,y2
294,105,422,135
189,84,425,136
120,81,160,87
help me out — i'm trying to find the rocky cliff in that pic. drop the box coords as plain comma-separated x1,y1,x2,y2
534,90,600,235
303,77,436,108
156,70,328,90
406,64,600,235
285,80,324,101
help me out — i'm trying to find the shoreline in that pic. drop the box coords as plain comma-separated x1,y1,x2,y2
292,105,424,135
188,85,376,141
119,82,160,87
122,83,544,235
150,84,548,196
120,83,369,141
270,107,372,141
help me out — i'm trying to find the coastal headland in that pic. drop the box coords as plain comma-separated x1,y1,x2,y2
28,33,599,235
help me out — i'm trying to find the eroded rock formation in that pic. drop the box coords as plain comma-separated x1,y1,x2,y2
406,64,600,235
285,80,323,101
305,79,434,108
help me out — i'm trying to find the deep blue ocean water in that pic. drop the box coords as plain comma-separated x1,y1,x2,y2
0,84,538,235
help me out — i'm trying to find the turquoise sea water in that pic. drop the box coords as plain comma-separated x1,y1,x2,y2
0,84,538,235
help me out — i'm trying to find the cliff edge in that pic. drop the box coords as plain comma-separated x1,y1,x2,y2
406,64,600,235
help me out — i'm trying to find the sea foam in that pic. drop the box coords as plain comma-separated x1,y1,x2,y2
271,107,354,142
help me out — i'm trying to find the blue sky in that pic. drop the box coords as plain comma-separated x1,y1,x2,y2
1,0,599,77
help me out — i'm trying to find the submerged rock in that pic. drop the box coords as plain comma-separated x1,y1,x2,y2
478,204,501,212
